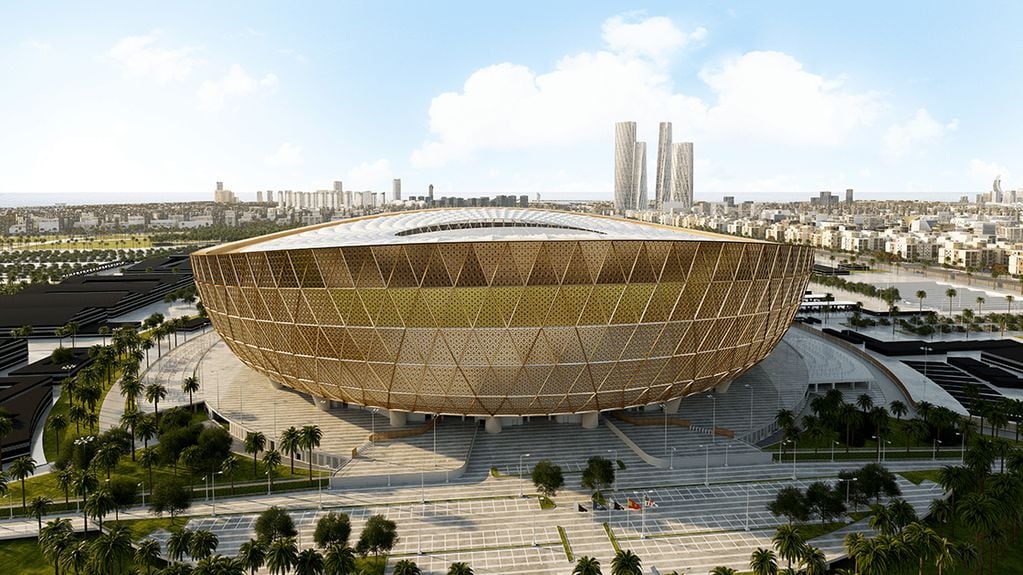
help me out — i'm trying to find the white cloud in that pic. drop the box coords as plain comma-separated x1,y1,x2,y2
411,15,880,168
882,108,958,158
108,32,198,84
197,64,278,111
22,40,53,54
347,158,392,190
601,13,706,60
265,142,303,167
969,158,1009,187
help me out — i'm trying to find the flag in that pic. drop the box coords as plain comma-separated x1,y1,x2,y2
577,503,589,512
627,498,641,510
613,500,624,511
645,496,658,508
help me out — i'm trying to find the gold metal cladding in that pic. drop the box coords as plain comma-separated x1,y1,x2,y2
192,238,814,417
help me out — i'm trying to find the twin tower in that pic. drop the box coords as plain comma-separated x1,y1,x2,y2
614,121,693,214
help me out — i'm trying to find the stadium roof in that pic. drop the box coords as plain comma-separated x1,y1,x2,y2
228,208,738,253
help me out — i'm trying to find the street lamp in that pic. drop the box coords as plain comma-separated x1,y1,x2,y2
791,439,797,480
932,439,942,461
921,346,934,403
845,477,859,505
832,440,840,463
744,484,751,531
670,447,677,470
707,394,717,443
211,471,223,517
518,453,531,497
662,402,669,457
265,471,271,496
370,408,379,441
700,444,710,487
725,442,731,467
138,482,145,507
744,383,754,435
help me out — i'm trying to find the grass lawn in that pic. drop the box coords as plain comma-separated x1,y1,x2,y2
108,516,182,539
43,361,125,462
900,469,943,485
0,538,51,575
921,515,1023,574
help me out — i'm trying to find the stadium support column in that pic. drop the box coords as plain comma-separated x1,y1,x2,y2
664,397,682,415
389,410,407,427
715,380,733,394
315,396,330,411
581,411,599,429
485,416,502,434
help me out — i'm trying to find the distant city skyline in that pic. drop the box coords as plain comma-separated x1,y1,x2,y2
2,2,1022,205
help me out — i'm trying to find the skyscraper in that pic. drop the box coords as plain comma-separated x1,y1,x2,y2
614,122,637,213
393,178,402,201
428,184,434,203
845,188,854,204
634,141,648,210
670,142,694,209
655,122,673,208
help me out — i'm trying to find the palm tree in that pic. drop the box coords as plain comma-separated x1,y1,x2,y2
958,492,997,573
39,517,74,575
889,400,907,422
189,529,220,561
572,556,602,575
182,376,200,411
136,414,157,449
933,537,969,575
89,524,133,575
144,383,167,422
902,522,941,575
60,540,89,575
28,495,51,533
138,446,159,488
245,431,267,479
10,455,36,510
749,547,778,575
46,414,68,456
800,545,828,575
167,528,193,563
446,562,473,575
135,539,162,575
120,408,140,460
393,558,423,575
295,548,325,575
916,290,927,313
263,450,282,488
119,373,143,410
323,543,356,575
71,470,97,534
888,498,917,533
222,454,239,495
772,525,804,569
266,537,298,575
85,486,115,531
610,549,641,575
280,427,301,475
710,568,737,575
945,288,957,316
300,424,323,480
237,539,267,575
856,393,874,414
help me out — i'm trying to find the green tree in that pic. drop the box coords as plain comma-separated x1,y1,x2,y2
150,478,192,518
392,558,422,575
167,528,193,563
768,487,809,524
580,456,615,496
279,427,301,475
323,543,357,575
38,517,74,575
799,545,828,575
749,547,778,575
266,537,299,575
263,449,282,488
189,528,220,561
531,459,565,497
572,556,602,575
238,539,268,575
295,548,325,575
181,376,200,411
610,549,642,575
85,486,115,531
356,514,398,556
446,562,474,575
916,290,927,313
28,495,51,533
771,525,805,569
710,568,737,575
88,524,132,575
945,288,957,316
889,400,907,421
144,383,167,422
46,414,69,457
300,424,323,480
255,506,297,543
245,431,267,479
10,455,36,510
135,538,162,575
314,512,352,549
221,453,240,495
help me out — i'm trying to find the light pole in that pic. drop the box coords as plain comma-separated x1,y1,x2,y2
957,432,964,464
670,447,677,470
138,482,145,507
845,477,859,506
701,444,710,487
744,484,751,531
725,443,730,467
640,490,652,539
707,394,717,443
932,439,942,461
832,440,839,463
370,408,378,441
211,471,223,516
433,413,438,459
518,453,531,498
662,402,668,457
420,469,425,504
318,473,324,510
265,471,271,496
745,383,754,435
791,439,797,481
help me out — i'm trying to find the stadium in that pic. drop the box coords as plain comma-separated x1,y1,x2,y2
190,208,813,429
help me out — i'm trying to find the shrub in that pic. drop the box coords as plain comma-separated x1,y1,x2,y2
313,511,351,548
255,506,297,543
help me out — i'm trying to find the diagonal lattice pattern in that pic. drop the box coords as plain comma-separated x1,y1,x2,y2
191,212,813,417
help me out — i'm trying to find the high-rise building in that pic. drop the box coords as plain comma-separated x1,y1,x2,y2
428,184,434,203
614,122,637,213
670,142,693,208
393,179,402,201
845,188,854,204
655,122,672,208
634,141,648,210
267,190,274,204
213,182,238,204
256,191,263,203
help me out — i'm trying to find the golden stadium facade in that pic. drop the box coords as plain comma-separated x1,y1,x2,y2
191,208,813,418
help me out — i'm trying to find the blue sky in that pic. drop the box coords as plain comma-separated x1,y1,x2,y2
1,1,1021,205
